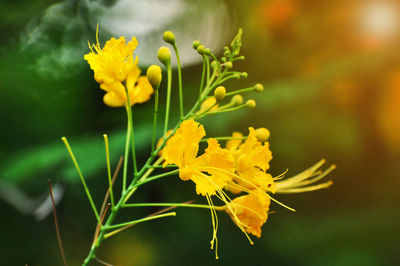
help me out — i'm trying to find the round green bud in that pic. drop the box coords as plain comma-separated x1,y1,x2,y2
221,57,227,62
196,45,205,54
241,72,248,78
192,40,201,49
157,46,171,66
224,62,233,69
232,95,243,105
246,99,256,108
211,60,218,69
204,48,211,55
254,83,264,92
214,86,226,101
233,73,241,79
146,65,162,89
163,31,175,45
255,128,270,142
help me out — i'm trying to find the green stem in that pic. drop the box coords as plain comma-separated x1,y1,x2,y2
218,73,239,84
205,55,210,86
122,107,131,192
199,55,206,99
164,63,172,134
123,202,225,211
103,212,176,231
207,104,247,114
173,44,184,119
151,90,159,153
125,93,138,176
132,169,180,189
147,165,177,169
103,134,114,208
62,137,100,223
225,86,256,96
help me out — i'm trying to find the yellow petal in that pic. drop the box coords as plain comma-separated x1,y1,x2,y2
163,120,205,168
103,91,125,107
129,76,154,105
226,132,243,152
227,191,270,238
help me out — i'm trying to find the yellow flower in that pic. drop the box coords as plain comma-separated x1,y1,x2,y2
100,68,153,107
84,35,138,84
84,30,154,107
163,119,234,196
162,119,237,258
226,190,270,238
226,128,275,194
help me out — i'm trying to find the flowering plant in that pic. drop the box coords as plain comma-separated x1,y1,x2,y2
61,27,335,265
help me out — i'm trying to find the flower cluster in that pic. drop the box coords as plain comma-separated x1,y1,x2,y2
65,27,335,265
162,119,334,255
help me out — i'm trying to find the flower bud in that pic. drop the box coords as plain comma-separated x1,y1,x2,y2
196,45,205,54
221,57,227,62
214,86,226,101
255,128,270,142
147,65,162,89
224,62,233,69
232,95,243,105
254,83,264,92
192,40,201,49
163,31,175,45
211,60,218,69
241,72,248,78
246,99,256,108
157,46,171,66
204,48,211,55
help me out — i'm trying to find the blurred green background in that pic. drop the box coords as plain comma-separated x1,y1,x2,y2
1,0,399,265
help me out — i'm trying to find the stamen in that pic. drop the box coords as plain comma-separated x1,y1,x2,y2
278,165,335,190
205,193,218,258
277,181,333,194
275,159,326,189
215,188,254,245
197,172,255,245
273,169,288,181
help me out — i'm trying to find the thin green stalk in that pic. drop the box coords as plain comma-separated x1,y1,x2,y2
207,103,247,114
151,90,159,152
123,202,225,211
192,101,218,120
61,137,100,222
199,55,206,99
225,86,256,96
218,73,239,84
205,55,210,86
164,63,172,134
103,212,176,231
147,165,177,169
122,108,131,193
125,93,138,176
132,169,180,189
173,44,184,119
103,134,114,208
